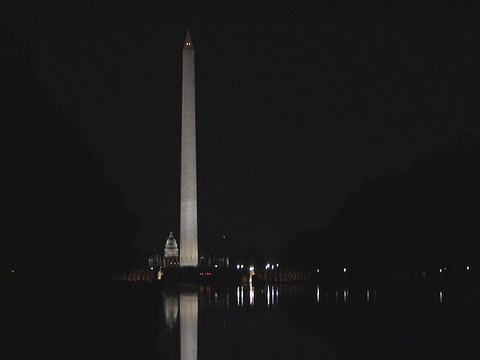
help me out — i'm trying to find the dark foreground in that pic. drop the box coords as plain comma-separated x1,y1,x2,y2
4,279,480,360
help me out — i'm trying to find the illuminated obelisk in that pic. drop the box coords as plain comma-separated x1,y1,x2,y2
180,30,198,267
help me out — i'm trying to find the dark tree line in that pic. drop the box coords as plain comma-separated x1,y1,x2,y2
285,137,480,274
0,25,138,285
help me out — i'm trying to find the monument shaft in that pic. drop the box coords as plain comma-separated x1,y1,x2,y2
180,31,198,266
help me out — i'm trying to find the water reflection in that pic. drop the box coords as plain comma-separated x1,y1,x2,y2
236,286,243,306
233,284,387,307
180,291,198,360
234,284,284,307
160,284,470,359
164,293,179,332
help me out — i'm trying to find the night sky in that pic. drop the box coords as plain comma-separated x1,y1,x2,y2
2,0,479,255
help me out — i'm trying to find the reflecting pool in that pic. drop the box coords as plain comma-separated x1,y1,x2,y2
158,284,480,359
7,282,480,359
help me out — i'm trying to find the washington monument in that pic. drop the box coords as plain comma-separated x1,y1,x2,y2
180,30,198,267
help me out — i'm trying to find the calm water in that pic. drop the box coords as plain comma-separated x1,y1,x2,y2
158,283,480,360
7,282,480,359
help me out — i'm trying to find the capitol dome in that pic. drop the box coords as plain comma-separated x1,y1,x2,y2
164,232,179,266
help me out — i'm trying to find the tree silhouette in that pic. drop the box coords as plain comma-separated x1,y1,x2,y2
0,24,138,285
286,138,480,273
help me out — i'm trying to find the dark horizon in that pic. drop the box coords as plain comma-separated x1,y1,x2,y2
1,0,479,255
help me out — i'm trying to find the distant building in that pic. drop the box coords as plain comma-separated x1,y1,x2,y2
147,254,162,269
147,232,232,271
164,231,179,267
199,253,229,268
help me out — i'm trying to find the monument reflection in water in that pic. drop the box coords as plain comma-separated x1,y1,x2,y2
161,284,469,359
180,291,198,360
162,287,198,360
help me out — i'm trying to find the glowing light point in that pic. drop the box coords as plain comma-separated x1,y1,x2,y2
343,267,347,273
249,266,254,271
467,265,470,271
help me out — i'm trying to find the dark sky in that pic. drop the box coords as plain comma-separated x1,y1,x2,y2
2,0,479,255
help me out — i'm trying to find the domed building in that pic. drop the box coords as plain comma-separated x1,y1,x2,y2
164,231,179,267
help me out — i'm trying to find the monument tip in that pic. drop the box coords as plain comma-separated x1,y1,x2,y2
184,29,193,50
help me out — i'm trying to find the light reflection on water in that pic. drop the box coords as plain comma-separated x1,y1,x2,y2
162,285,341,359
163,293,178,332
179,291,198,360
160,285,454,359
